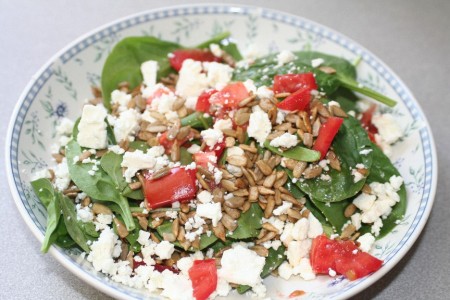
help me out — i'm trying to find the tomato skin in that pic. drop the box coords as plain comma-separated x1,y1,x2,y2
193,151,217,168
273,73,318,94
146,86,173,105
310,235,383,281
312,117,344,159
153,264,180,274
196,89,218,113
158,130,195,154
359,104,378,143
209,82,250,108
205,141,226,158
188,259,218,300
169,49,221,71
144,167,197,209
276,87,313,111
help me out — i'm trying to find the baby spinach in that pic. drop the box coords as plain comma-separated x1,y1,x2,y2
129,140,150,151
179,147,193,165
59,192,92,253
101,33,240,110
296,116,373,202
264,140,320,162
105,118,117,145
233,51,396,107
227,203,263,240
330,87,358,112
180,112,213,129
359,145,407,239
31,178,62,253
65,140,135,231
101,37,182,110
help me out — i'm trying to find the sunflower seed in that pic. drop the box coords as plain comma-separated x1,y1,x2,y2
212,188,225,203
362,184,372,194
196,172,211,191
225,136,236,147
258,186,275,195
262,222,280,234
151,167,171,180
236,126,246,144
327,150,341,171
330,105,348,118
222,128,237,137
223,205,241,219
128,181,142,190
250,245,269,257
274,173,288,188
274,92,291,98
293,161,307,178
302,132,314,148
319,66,337,74
264,196,275,218
113,218,129,238
221,179,238,192
303,165,323,179
241,201,251,213
344,203,357,218
239,144,258,153
212,222,226,242
227,155,248,167
287,208,302,219
221,214,238,231
225,196,245,209
256,160,273,176
263,173,277,188
256,231,277,244
92,203,112,215
340,224,356,240
239,94,257,107
233,189,249,197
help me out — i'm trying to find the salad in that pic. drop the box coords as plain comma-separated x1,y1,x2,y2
31,32,406,299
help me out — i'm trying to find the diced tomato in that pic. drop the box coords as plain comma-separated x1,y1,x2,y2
169,49,221,71
158,130,195,154
209,82,250,108
310,235,383,281
133,259,146,270
273,73,318,94
276,87,313,111
193,151,217,168
144,167,197,209
146,86,172,105
188,259,217,300
153,264,180,274
312,117,344,159
196,89,218,113
359,104,378,143
205,141,226,158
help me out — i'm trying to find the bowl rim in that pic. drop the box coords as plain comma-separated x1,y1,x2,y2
5,3,438,299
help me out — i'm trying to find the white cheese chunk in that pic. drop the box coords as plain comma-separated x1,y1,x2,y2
357,233,376,252
248,111,272,145
54,158,70,191
213,118,233,132
204,62,233,90
111,90,132,112
155,241,175,260
176,59,208,98
56,117,74,136
200,128,224,147
311,58,325,68
196,202,222,227
372,113,402,144
121,147,168,182
269,132,298,149
256,86,274,99
218,245,265,287
307,213,324,238
277,50,296,66
291,218,309,241
77,104,108,149
113,109,140,142
273,201,293,216
140,60,158,87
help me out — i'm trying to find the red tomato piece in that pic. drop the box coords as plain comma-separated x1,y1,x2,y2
209,82,250,108
153,264,180,274
193,151,217,168
310,235,383,281
196,89,218,113
273,73,318,94
276,87,313,111
158,130,195,154
144,167,197,209
169,49,221,71
312,117,344,159
146,86,172,105
205,141,226,158
188,259,218,300
359,104,378,143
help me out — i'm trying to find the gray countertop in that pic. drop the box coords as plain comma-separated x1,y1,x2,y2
1,0,449,299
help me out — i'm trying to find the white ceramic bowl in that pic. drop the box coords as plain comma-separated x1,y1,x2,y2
6,4,437,299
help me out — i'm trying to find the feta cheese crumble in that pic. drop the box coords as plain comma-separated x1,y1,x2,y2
248,111,272,145
77,105,108,149
269,132,298,148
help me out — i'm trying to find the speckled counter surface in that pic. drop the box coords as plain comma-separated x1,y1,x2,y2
1,0,449,299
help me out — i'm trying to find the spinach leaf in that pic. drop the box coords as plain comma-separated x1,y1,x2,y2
227,203,263,240
359,145,407,239
195,31,242,61
72,117,81,140
237,245,287,294
233,51,396,107
65,140,135,231
129,140,150,151
122,186,144,200
31,178,62,253
179,147,193,165
284,179,334,235
330,87,358,112
53,219,76,248
310,198,351,234
58,193,91,253
101,36,182,109
100,152,127,191
180,112,213,130
264,141,320,162
296,116,373,202
105,118,117,145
